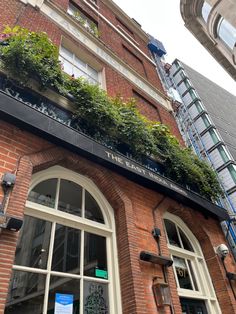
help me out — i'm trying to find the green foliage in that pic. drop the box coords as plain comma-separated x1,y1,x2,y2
73,11,99,38
0,26,223,201
0,26,64,90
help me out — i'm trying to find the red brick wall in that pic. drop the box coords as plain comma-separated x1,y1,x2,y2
0,121,235,313
0,0,184,143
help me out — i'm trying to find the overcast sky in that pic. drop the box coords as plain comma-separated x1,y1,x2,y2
113,0,236,96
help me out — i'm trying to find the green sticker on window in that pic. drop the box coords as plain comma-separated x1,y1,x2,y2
95,269,108,279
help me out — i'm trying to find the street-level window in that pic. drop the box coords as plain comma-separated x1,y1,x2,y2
217,17,236,50
59,46,100,85
5,166,121,314
201,2,212,23
164,213,221,314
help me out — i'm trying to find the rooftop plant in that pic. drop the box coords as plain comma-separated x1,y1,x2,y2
0,26,223,201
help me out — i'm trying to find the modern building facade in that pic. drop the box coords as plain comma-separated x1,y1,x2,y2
169,60,236,210
0,1,235,314
180,0,236,80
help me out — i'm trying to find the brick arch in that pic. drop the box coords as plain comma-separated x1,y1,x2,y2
6,146,148,314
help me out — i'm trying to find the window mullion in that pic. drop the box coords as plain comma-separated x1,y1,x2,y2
185,258,196,290
82,188,85,218
43,273,51,314
172,254,180,289
80,229,85,313
43,221,56,313
176,226,184,249
55,178,60,210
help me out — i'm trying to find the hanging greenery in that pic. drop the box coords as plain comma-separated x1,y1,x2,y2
0,26,223,201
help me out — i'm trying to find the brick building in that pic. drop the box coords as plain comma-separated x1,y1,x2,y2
0,0,235,313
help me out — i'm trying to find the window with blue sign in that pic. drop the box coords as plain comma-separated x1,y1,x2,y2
5,166,121,314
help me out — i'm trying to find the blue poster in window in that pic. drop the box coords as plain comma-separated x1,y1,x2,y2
54,293,73,314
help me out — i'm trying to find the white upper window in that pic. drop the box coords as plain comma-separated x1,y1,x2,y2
164,213,221,313
217,17,236,50
59,46,100,85
5,166,122,314
67,2,98,37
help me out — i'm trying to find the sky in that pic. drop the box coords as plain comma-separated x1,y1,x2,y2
113,0,236,96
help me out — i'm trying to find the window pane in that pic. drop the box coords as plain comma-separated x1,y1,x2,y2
60,57,73,76
85,191,104,223
218,18,236,49
201,2,211,23
189,89,197,101
84,281,109,313
74,56,87,71
218,146,229,162
173,256,193,290
84,232,107,278
164,219,181,248
5,270,45,314
229,164,236,183
28,178,57,208
195,101,203,113
58,179,82,216
87,66,99,81
47,276,80,314
209,129,219,144
73,66,87,79
14,216,52,269
52,224,81,274
187,260,199,291
202,115,210,128
60,46,73,62
179,228,194,252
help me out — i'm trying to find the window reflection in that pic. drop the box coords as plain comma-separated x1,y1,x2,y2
14,216,51,269
217,17,236,50
173,256,193,290
28,179,57,208
84,232,107,278
47,276,80,314
85,191,104,223
201,2,211,23
5,270,46,314
164,219,181,247
58,179,82,216
52,224,81,274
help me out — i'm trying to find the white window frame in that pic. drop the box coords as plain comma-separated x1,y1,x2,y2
59,45,104,86
164,213,221,314
9,165,122,314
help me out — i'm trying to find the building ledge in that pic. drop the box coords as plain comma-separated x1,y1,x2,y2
0,85,229,221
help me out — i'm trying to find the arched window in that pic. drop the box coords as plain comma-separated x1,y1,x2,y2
217,17,236,50
164,213,221,314
5,166,122,314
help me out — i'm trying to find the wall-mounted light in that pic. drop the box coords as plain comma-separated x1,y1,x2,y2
152,278,171,307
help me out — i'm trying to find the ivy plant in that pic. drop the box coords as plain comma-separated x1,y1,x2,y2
0,26,223,201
